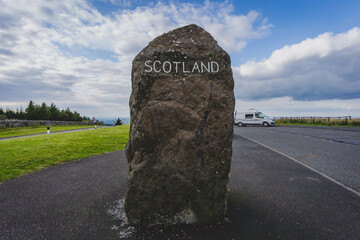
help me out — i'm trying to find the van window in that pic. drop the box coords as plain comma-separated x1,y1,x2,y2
255,113,261,118
245,114,253,119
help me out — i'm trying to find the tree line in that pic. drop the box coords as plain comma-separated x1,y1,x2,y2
0,101,90,121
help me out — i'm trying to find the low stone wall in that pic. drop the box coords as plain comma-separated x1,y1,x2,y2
0,120,94,128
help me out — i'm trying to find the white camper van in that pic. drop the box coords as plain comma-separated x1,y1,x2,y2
234,109,275,127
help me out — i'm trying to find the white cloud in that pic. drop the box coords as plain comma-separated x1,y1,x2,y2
104,0,132,7
0,0,271,117
234,27,360,101
52,1,271,54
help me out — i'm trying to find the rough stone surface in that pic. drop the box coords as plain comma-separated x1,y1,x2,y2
125,24,235,225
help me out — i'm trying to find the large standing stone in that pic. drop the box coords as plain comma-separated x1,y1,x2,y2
125,24,235,225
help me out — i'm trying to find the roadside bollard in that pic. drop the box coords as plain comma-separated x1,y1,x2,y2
47,126,50,134
95,125,97,129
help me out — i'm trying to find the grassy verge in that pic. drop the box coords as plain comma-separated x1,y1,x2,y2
275,122,357,127
275,119,360,127
0,125,102,139
0,125,129,183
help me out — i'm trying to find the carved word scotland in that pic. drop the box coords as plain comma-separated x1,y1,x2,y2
144,60,219,74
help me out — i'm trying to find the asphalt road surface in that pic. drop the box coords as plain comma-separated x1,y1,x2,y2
234,125,360,193
1,126,359,239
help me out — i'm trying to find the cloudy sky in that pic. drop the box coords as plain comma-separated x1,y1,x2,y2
1,0,359,118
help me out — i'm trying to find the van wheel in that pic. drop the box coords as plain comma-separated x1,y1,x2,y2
238,122,243,127
262,122,269,127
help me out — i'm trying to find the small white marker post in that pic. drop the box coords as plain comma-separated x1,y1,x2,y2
47,126,50,134
92,117,97,129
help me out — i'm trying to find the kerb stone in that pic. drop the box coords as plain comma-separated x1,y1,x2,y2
125,24,235,225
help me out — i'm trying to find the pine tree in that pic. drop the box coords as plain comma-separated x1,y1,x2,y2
0,108,5,120
26,101,36,120
5,108,16,119
115,118,123,125
64,108,73,121
38,102,51,120
72,111,81,121
6,100,88,121
18,106,26,119
49,103,61,120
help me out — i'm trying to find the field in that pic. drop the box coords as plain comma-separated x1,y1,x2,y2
0,125,102,139
275,118,360,127
0,125,129,183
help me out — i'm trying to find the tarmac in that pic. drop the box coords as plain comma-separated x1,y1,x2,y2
0,132,359,239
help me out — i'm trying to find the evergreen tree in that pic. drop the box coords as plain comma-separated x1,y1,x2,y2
0,108,5,120
72,111,81,121
15,109,20,119
60,109,69,121
33,103,42,120
5,109,16,119
4,100,88,121
38,102,51,120
115,118,123,125
18,107,26,119
26,100,36,120
64,108,73,121
49,103,61,120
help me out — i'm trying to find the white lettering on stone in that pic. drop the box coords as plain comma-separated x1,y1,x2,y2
144,60,220,74
163,61,171,73
182,62,190,73
201,62,210,73
211,61,219,73
144,60,153,72
174,62,181,73
153,60,161,73
192,62,200,73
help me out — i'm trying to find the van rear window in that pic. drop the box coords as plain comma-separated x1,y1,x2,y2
245,114,253,119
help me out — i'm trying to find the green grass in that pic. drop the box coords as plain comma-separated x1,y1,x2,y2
275,118,360,127
276,122,356,127
0,125,102,139
0,125,129,183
